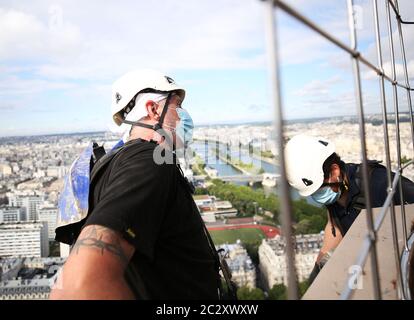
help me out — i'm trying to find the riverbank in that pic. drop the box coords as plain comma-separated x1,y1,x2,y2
193,138,277,167
250,152,277,167
213,152,262,176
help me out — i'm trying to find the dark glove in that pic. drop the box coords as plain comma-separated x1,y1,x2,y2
307,251,333,285
308,263,321,286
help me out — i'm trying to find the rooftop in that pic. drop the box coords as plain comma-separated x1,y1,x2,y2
0,221,45,229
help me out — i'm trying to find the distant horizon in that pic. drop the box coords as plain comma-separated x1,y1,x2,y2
0,112,410,139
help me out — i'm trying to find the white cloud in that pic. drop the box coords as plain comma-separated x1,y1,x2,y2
0,8,82,62
363,60,414,82
0,0,267,81
294,76,342,97
0,76,77,96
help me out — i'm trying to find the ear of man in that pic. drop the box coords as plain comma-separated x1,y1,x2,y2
145,100,161,121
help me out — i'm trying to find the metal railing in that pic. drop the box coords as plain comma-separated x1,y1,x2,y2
263,0,414,300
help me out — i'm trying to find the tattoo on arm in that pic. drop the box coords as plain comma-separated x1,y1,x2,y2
72,225,129,265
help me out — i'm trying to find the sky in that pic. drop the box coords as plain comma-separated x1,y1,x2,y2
0,0,413,137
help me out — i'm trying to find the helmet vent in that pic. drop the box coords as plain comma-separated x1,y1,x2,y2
302,178,313,186
318,140,328,146
165,76,175,84
115,92,122,104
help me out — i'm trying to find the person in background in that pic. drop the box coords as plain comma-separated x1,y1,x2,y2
284,134,414,284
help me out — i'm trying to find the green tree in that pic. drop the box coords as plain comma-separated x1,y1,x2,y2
401,155,412,165
267,281,309,300
267,284,287,300
294,219,312,235
243,241,261,265
205,179,326,234
237,286,265,300
194,187,209,195
298,281,310,298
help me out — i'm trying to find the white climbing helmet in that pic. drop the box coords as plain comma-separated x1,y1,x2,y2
111,69,186,126
284,135,335,196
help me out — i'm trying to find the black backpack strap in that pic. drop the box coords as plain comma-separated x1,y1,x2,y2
199,208,238,300
90,142,135,185
92,142,106,162
352,160,383,211
176,165,238,300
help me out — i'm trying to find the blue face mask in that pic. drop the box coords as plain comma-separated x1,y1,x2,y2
311,186,341,205
176,108,194,147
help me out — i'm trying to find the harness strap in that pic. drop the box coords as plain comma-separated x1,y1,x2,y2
177,164,237,300
351,160,383,211
92,142,106,162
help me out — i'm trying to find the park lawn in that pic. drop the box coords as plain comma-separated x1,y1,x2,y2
209,228,266,245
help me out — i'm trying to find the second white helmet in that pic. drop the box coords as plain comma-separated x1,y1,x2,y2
284,135,335,196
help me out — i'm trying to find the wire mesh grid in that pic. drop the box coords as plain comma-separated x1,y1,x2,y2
263,0,414,300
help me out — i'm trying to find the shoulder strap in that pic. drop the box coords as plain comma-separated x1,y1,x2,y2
90,142,137,185
351,160,383,211
92,142,106,162
176,165,238,300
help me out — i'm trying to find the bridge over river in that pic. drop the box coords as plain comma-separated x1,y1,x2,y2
219,174,279,183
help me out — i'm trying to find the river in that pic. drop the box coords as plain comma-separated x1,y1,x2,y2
191,141,319,206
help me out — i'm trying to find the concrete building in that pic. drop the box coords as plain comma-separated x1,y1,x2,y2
46,166,67,178
0,164,12,176
8,194,44,221
38,205,58,240
193,195,238,222
16,180,44,191
259,233,324,290
0,258,24,281
0,206,26,223
0,276,55,300
0,257,65,300
193,194,215,207
23,257,66,269
0,222,49,258
217,242,256,289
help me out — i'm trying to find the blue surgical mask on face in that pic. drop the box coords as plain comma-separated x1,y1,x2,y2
311,186,341,205
176,108,194,147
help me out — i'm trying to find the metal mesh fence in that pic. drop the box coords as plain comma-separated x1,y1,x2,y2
263,0,414,300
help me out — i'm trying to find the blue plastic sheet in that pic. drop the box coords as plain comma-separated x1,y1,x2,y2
57,142,93,227
57,140,125,229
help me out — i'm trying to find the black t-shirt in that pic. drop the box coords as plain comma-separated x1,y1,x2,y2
83,139,220,299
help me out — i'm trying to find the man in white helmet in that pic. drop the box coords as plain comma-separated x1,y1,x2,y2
51,69,225,299
284,134,414,284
